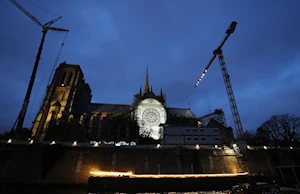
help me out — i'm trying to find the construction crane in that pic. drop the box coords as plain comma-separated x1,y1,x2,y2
194,21,244,138
9,0,69,139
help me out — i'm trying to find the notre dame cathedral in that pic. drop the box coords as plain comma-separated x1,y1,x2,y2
32,62,233,143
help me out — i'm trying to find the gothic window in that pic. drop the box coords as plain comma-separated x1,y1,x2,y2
67,72,73,86
61,72,67,85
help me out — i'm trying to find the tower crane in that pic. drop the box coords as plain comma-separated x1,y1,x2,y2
194,21,244,138
9,0,69,139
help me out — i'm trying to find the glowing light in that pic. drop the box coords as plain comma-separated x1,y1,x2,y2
72,141,77,146
94,142,99,147
195,144,200,150
29,140,34,144
290,146,293,150
263,146,267,150
61,84,64,86
247,145,250,149
232,144,237,148
205,69,208,72
50,141,56,145
156,144,161,148
7,139,12,144
214,145,218,148
135,98,167,140
90,171,249,179
90,171,133,177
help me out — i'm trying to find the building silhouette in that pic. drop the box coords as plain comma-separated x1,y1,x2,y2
32,62,233,144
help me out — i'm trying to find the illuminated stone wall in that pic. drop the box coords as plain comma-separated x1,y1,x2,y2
31,62,92,140
1,145,299,184
42,148,243,183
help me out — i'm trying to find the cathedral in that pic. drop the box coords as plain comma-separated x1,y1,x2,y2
32,62,233,144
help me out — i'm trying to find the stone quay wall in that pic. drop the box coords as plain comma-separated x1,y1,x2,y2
0,142,299,185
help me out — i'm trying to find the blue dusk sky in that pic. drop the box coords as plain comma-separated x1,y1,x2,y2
0,0,300,134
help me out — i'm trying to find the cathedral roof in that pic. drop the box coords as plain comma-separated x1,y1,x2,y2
88,103,131,113
88,103,196,118
166,108,196,118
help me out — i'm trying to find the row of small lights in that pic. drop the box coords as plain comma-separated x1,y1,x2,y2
155,144,217,150
233,143,294,150
5,139,219,149
5,139,295,150
195,69,208,87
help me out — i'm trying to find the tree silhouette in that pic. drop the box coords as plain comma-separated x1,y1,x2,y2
257,113,300,146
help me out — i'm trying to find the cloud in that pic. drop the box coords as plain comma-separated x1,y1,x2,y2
68,4,119,57
80,7,119,42
1,0,300,134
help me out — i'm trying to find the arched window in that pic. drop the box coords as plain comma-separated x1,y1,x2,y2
61,72,67,85
67,72,73,86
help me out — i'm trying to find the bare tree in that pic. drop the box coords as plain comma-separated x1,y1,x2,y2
258,114,300,145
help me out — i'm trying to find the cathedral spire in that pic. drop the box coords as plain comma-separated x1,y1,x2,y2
144,66,149,94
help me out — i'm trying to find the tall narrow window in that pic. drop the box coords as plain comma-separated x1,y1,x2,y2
61,72,67,85
67,72,73,86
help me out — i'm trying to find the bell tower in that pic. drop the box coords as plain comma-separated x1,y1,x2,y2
32,61,92,140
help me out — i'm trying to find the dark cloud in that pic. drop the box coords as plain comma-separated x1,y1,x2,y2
0,0,300,133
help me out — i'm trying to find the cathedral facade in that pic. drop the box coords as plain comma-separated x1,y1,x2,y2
32,62,200,142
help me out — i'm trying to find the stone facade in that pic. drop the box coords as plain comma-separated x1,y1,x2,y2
32,62,91,140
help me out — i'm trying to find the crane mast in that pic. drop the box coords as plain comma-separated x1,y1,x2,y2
195,21,244,137
9,0,69,139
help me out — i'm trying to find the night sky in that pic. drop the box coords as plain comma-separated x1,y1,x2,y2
0,0,300,134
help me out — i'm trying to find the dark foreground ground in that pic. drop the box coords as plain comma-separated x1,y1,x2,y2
0,183,232,194
0,188,87,194
0,184,88,194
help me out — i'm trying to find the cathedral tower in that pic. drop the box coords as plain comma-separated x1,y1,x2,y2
32,62,92,140
133,66,165,106
144,66,149,94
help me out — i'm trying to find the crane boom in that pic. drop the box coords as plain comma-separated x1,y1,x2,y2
195,21,237,87
43,16,62,27
194,21,244,137
9,0,42,27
